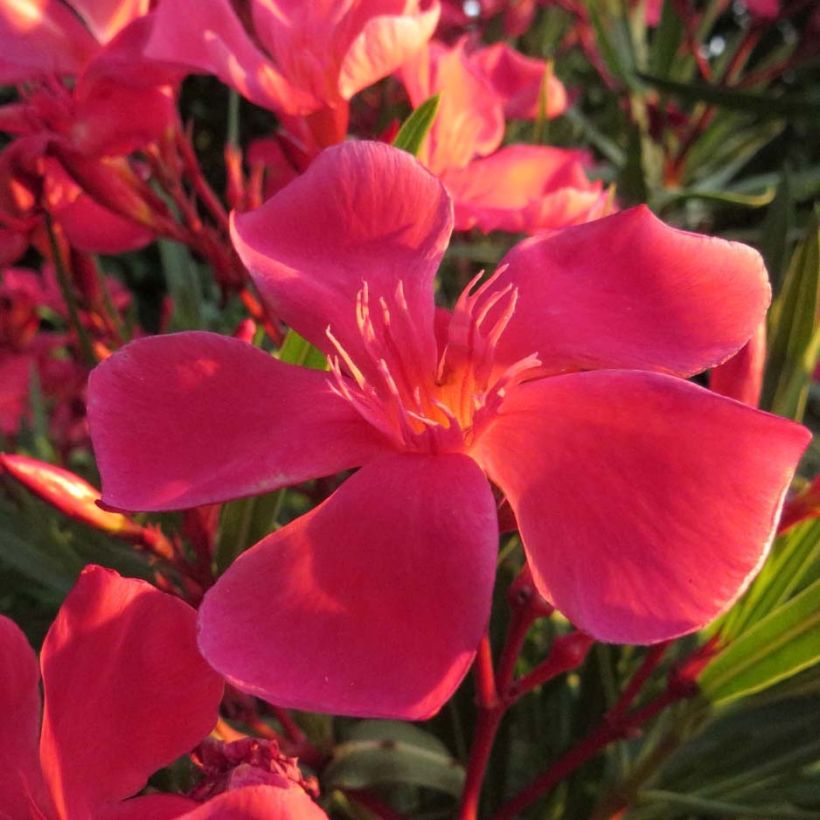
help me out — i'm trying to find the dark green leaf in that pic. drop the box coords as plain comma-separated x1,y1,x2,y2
324,720,465,796
637,73,820,120
762,211,820,420
648,0,684,78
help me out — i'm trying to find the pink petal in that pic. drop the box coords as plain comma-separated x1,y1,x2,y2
487,206,771,377
199,452,497,719
38,565,224,818
0,616,50,818
97,794,200,820
400,40,504,173
0,351,33,436
472,370,810,643
0,0,98,83
746,0,780,19
67,0,149,45
145,0,317,115
0,226,27,266
231,141,452,368
442,144,610,234
53,190,155,253
88,331,387,512
710,320,766,406
470,43,568,120
338,1,440,99
178,785,327,820
45,162,154,252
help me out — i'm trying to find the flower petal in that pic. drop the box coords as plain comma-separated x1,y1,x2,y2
338,1,441,99
97,794,199,820
0,351,33,436
710,320,766,406
199,452,497,719
68,0,149,45
470,43,568,120
145,0,316,115
231,141,452,367
400,40,504,173
487,206,771,377
0,616,50,819
178,785,327,820
472,371,810,643
442,144,610,234
88,331,387,511
0,0,98,83
38,565,224,817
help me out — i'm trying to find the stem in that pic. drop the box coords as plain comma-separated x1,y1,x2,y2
459,569,575,819
176,126,231,233
44,217,96,366
493,654,696,820
458,634,499,819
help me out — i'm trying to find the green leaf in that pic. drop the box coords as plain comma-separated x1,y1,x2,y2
656,186,775,210
158,239,206,330
718,519,820,641
636,73,820,120
648,0,684,78
762,211,820,420
760,171,795,295
324,720,465,796
699,576,820,704
277,328,326,369
637,789,820,818
392,94,440,157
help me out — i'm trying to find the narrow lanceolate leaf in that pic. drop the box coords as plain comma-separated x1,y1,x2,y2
699,576,820,704
392,94,440,157
760,171,795,296
718,519,820,641
636,73,820,120
323,720,465,796
648,0,684,79
762,211,820,420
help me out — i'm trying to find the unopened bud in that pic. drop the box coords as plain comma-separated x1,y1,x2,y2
1,453,142,538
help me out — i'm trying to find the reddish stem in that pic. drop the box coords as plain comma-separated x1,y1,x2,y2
608,642,669,721
176,126,231,234
459,570,575,819
492,651,696,820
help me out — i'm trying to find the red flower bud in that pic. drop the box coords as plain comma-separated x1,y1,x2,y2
1,453,143,538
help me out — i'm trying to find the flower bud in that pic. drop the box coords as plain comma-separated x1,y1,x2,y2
0,453,143,538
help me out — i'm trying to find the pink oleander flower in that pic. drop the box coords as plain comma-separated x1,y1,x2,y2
400,40,614,233
0,1,179,254
0,564,224,819
89,141,809,720
146,0,440,148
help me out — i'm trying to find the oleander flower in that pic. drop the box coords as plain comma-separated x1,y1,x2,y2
146,0,440,147
0,565,224,819
88,141,809,720
0,0,179,254
399,40,613,233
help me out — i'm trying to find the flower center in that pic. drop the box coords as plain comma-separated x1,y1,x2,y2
326,271,540,453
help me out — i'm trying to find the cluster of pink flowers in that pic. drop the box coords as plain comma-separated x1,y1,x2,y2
0,0,815,815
